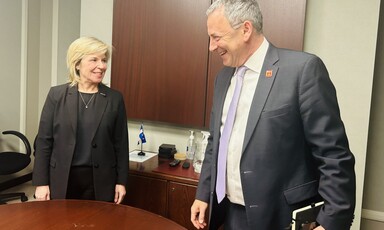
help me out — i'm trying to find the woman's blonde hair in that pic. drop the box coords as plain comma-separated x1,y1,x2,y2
66,37,111,86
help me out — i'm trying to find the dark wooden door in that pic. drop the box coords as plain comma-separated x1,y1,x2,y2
168,182,197,230
124,174,168,216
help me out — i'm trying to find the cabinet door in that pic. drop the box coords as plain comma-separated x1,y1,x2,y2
124,174,167,216
168,182,197,230
113,0,306,128
112,0,211,127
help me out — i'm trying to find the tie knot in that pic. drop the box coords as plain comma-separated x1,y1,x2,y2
236,66,248,79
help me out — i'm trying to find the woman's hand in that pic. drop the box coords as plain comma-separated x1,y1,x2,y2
114,184,126,204
34,185,50,201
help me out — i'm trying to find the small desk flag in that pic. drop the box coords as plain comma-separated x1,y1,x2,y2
137,124,147,156
139,124,146,144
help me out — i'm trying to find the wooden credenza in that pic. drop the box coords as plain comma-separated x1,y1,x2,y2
124,154,200,230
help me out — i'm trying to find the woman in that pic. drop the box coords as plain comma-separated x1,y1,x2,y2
32,37,129,204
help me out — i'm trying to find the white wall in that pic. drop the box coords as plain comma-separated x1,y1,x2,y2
0,0,24,142
305,1,380,228
37,0,53,115
26,0,41,143
361,0,384,227
56,0,81,85
80,0,113,86
37,0,81,110
0,0,28,175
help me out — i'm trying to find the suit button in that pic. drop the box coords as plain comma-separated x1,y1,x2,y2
92,143,97,148
93,164,99,168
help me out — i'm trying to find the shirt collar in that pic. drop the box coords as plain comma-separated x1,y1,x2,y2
243,37,269,74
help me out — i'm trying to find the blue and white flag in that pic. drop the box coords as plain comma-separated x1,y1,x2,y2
138,124,146,144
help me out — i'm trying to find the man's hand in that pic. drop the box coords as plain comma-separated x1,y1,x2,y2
191,199,208,229
314,226,325,230
114,184,126,204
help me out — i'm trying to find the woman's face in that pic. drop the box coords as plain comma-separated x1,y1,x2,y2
77,52,107,85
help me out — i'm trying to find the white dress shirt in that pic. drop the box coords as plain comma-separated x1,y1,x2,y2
220,38,269,205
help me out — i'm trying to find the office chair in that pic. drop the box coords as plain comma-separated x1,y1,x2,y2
0,130,31,204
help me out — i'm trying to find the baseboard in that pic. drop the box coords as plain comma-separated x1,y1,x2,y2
362,209,384,222
0,173,32,191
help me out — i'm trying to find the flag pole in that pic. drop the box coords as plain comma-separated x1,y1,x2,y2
138,141,145,156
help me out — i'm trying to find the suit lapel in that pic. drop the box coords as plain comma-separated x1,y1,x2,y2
66,85,78,134
89,84,108,139
242,45,279,152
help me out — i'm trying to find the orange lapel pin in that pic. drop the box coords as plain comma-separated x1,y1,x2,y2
266,70,273,78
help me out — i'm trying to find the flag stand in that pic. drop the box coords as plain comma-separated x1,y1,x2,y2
138,142,145,156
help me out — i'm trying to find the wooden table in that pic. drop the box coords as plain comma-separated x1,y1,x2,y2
0,200,186,230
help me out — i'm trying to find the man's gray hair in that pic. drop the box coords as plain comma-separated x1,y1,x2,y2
206,0,263,33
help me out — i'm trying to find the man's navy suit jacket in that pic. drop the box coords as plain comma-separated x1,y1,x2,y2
196,44,355,230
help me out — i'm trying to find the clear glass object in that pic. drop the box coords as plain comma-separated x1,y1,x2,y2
193,131,209,173
186,130,196,162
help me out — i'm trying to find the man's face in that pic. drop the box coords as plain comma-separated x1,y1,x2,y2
207,8,244,67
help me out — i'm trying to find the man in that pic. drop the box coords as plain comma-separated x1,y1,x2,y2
190,1,356,230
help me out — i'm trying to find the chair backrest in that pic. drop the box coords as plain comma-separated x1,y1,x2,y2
0,130,32,175
2,130,31,157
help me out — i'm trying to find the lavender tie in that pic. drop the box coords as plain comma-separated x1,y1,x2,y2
216,66,248,203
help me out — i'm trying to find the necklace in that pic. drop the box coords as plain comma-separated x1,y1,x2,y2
79,92,96,109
